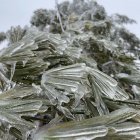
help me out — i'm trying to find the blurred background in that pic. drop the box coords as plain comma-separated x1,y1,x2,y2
0,0,139,37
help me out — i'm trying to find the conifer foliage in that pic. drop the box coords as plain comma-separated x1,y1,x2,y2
0,0,140,139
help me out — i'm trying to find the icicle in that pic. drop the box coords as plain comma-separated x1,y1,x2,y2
10,61,16,81
32,83,42,96
0,71,12,91
132,85,140,99
22,59,28,67
55,0,65,33
10,42,24,55
64,47,82,58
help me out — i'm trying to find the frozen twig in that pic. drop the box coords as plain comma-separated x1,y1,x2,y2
55,0,65,33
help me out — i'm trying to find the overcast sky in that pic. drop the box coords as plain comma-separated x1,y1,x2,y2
0,0,140,37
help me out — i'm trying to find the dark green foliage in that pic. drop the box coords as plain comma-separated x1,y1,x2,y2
111,13,136,24
31,9,52,31
0,32,6,43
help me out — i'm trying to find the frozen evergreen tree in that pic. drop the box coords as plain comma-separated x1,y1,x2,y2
0,0,140,139
0,32,6,43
